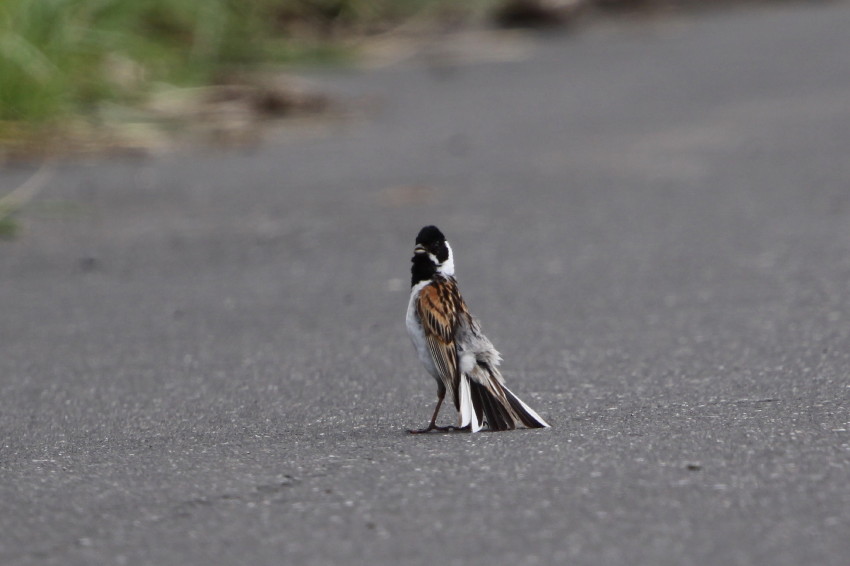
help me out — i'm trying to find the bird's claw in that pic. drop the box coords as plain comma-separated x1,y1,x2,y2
407,424,470,434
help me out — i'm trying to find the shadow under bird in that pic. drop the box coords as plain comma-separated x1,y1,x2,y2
405,225,550,433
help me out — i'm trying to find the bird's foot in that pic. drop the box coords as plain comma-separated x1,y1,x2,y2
407,424,470,434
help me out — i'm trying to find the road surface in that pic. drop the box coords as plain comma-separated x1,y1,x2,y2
2,3,850,565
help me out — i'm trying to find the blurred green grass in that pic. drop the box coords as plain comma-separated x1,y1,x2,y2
2,0,768,140
0,0,303,124
0,0,485,128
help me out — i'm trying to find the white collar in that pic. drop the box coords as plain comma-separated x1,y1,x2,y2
435,241,455,277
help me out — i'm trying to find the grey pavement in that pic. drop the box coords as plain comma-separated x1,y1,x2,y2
2,3,850,565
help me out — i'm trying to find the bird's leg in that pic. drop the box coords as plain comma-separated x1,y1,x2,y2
408,390,460,433
408,394,445,433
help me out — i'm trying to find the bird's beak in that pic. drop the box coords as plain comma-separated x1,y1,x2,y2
413,244,427,254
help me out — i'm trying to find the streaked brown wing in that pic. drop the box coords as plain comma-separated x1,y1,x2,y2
416,282,461,408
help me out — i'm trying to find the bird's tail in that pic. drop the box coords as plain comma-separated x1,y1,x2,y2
459,375,549,433
501,383,550,429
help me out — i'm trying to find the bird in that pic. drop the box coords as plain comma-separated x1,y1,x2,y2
405,225,550,433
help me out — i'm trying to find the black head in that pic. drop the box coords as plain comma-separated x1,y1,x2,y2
411,225,454,286
414,225,450,263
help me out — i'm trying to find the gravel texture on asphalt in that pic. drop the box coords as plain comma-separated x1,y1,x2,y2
2,3,850,565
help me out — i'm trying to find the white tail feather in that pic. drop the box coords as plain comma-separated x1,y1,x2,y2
459,377,471,427
459,377,483,432
502,384,550,428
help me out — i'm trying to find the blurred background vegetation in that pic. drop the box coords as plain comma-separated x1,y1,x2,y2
0,0,795,155
0,0,501,127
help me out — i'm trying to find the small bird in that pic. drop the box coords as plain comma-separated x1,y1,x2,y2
405,225,550,433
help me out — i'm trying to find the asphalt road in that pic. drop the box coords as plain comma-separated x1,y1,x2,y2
2,3,850,565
